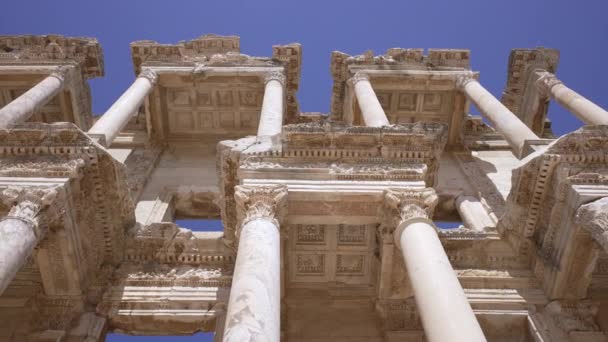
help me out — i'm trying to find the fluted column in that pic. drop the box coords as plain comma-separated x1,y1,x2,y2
0,187,56,295
458,74,538,156
536,71,608,125
257,72,285,137
223,185,287,342
351,72,390,127
0,67,70,128
88,69,158,146
384,188,487,342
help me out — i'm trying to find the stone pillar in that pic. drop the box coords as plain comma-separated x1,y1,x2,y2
384,188,487,342
257,72,285,137
88,69,158,146
351,72,390,127
0,67,70,129
536,71,608,125
223,185,287,342
458,74,538,156
0,188,56,295
455,195,496,231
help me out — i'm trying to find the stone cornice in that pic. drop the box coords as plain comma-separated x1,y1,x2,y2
0,34,104,79
234,185,288,231
330,48,471,120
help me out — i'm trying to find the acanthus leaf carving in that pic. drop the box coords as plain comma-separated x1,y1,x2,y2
1,186,58,238
234,185,288,235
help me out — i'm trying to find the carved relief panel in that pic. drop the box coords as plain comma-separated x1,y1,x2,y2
288,224,376,285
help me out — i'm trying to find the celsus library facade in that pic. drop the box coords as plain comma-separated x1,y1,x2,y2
0,34,607,342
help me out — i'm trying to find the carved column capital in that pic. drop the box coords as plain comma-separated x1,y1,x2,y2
535,71,562,98
455,71,478,90
576,197,608,253
49,65,72,83
382,188,438,241
138,68,159,84
1,187,58,239
264,71,286,86
349,72,370,86
235,185,288,229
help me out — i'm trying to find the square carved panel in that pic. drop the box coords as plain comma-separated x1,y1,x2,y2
376,92,392,110
239,90,262,107
422,93,442,112
398,93,418,111
215,90,234,107
168,89,191,106
296,254,325,275
337,224,366,245
336,254,365,275
296,224,326,245
196,91,212,106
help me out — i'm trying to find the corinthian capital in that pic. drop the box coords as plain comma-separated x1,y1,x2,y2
235,185,288,228
576,197,608,253
349,72,370,86
535,71,562,98
138,69,159,84
49,65,73,83
384,188,438,225
264,71,286,86
455,71,478,90
1,187,58,239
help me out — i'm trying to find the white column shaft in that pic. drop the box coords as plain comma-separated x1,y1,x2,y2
88,75,155,146
257,79,284,136
353,77,390,127
399,221,486,342
0,218,38,294
550,83,608,125
0,74,65,128
462,80,538,154
456,195,495,231
223,218,281,342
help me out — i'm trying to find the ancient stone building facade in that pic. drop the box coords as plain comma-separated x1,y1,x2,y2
0,34,607,341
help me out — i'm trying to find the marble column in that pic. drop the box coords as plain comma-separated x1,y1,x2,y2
223,185,287,342
458,74,538,156
536,71,608,125
455,195,495,231
88,69,158,146
0,67,70,129
257,72,286,137
351,72,390,127
0,188,56,295
385,188,487,342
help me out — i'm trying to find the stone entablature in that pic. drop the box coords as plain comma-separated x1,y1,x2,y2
2,35,608,341
500,47,560,136
0,35,104,79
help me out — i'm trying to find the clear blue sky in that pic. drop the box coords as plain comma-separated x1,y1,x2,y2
2,1,606,340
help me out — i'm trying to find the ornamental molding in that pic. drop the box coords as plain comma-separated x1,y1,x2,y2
0,34,104,79
349,72,370,86
234,185,288,232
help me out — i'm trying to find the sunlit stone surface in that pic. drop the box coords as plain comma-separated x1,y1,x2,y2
0,34,607,342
